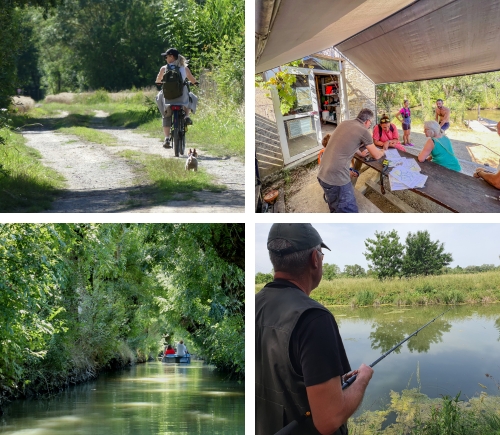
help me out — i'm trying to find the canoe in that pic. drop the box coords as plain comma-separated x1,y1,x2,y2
161,354,191,364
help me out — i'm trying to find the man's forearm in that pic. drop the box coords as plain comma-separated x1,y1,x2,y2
478,171,500,189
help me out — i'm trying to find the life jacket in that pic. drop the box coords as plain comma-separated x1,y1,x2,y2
162,65,185,100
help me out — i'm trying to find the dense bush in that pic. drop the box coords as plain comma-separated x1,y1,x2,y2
0,223,245,406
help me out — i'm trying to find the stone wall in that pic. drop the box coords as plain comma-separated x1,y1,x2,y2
255,85,284,179
343,61,376,119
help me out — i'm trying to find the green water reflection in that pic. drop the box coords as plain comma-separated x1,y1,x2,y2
0,362,244,435
331,304,500,411
465,109,500,122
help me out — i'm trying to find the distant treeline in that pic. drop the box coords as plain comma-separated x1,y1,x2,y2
376,71,500,124
0,0,243,107
255,264,500,284
256,230,499,283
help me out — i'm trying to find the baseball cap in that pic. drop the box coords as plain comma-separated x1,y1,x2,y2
161,48,179,57
267,223,331,256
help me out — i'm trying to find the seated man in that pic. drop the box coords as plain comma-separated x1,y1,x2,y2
474,121,500,189
373,115,405,151
177,340,188,356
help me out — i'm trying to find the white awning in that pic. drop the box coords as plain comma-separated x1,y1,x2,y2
255,0,416,73
256,0,500,84
336,0,500,84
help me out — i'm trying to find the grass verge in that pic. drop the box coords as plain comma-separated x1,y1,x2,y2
255,271,500,307
12,89,245,160
0,128,65,212
58,126,118,146
118,150,225,203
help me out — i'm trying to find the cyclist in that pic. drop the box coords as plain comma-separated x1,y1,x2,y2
155,48,198,148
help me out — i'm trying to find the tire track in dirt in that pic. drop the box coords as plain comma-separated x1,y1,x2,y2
22,111,245,213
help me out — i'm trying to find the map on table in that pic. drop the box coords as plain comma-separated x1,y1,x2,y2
384,149,427,190
389,167,427,190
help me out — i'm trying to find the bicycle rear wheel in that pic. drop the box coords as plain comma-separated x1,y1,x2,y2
179,115,186,155
173,127,180,157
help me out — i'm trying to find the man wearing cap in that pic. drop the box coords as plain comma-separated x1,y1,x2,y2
318,108,385,213
256,224,373,435
155,48,198,149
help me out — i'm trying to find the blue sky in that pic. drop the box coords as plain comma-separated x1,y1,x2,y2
255,224,500,274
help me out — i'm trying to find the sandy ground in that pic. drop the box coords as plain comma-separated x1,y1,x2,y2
22,110,244,213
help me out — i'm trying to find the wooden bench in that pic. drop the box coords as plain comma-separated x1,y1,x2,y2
289,177,382,213
354,150,500,213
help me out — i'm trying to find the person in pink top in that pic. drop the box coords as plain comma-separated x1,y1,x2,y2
372,114,406,151
395,99,414,146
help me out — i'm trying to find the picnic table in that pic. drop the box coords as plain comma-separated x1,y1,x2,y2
353,149,500,213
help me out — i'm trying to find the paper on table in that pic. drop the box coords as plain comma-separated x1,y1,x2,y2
389,175,408,191
390,167,427,189
385,149,401,160
401,158,421,172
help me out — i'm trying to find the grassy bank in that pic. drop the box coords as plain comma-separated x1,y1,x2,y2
255,271,500,307
14,89,245,160
350,387,500,435
2,89,237,212
118,150,224,204
0,128,65,212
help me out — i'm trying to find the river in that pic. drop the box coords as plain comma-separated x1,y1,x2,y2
465,108,500,122
331,304,500,413
0,361,244,435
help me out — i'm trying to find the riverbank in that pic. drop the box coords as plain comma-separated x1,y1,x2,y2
255,271,500,306
350,386,500,434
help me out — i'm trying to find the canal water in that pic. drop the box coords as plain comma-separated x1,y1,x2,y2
0,361,244,435
465,108,500,122
331,304,500,412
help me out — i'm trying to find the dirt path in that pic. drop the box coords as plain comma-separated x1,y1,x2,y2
22,111,244,213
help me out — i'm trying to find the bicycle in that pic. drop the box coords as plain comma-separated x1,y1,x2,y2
169,104,187,158
157,79,198,157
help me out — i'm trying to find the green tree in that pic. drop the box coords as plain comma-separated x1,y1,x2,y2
364,230,404,280
322,263,341,280
255,272,273,284
343,264,366,278
401,230,453,277
144,223,245,378
0,0,62,106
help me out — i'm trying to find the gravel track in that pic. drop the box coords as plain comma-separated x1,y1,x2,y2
22,111,245,213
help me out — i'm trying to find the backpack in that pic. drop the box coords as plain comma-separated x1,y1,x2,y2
162,65,185,100
401,107,411,120
378,124,394,139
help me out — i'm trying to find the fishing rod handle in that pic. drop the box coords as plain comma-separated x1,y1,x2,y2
341,374,357,390
274,420,298,435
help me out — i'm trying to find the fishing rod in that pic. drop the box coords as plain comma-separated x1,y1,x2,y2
274,308,451,435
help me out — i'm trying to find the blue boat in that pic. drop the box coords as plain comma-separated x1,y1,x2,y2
162,353,191,364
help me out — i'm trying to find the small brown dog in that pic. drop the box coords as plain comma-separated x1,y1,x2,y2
185,148,198,171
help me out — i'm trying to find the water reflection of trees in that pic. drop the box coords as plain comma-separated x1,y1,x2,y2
369,318,452,354
495,317,500,341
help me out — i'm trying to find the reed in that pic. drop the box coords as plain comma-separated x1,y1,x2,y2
255,271,500,307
